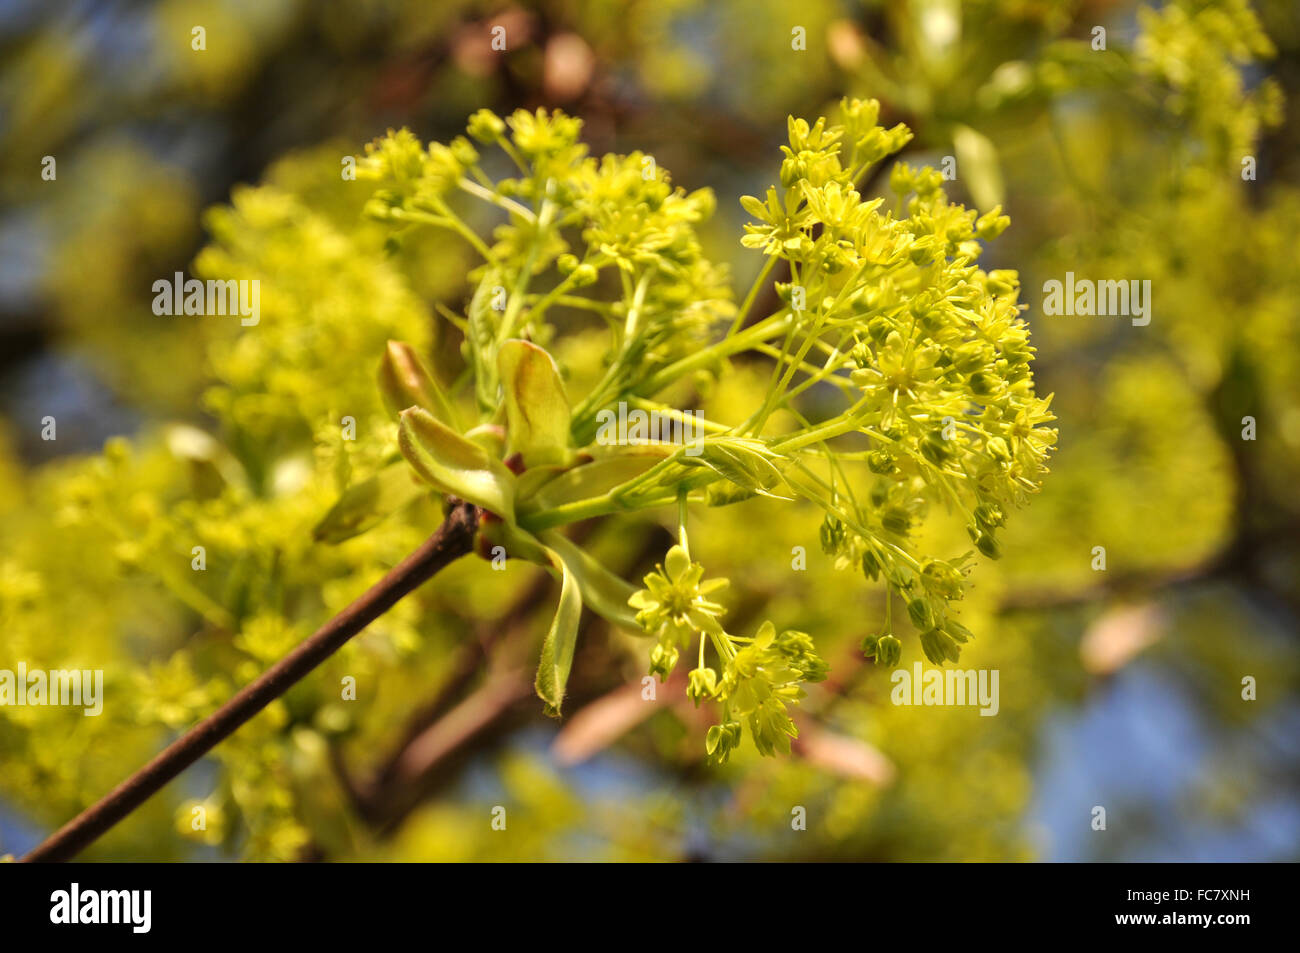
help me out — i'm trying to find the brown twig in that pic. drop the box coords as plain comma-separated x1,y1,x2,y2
367,668,535,835
355,547,558,817
22,501,481,863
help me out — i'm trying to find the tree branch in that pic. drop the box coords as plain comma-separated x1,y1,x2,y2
348,523,664,831
354,557,557,822
21,501,480,863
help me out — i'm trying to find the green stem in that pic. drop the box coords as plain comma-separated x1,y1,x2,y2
394,207,497,264
678,489,689,555
626,397,730,434
770,397,870,453
729,255,778,336
496,191,555,346
456,178,536,221
623,270,653,343
518,490,665,533
638,311,794,396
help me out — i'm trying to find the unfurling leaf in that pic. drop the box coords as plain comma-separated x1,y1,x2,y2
679,438,793,500
379,340,460,428
480,519,638,632
398,407,516,522
498,339,572,468
313,461,428,543
541,531,639,631
951,123,1004,211
535,554,583,717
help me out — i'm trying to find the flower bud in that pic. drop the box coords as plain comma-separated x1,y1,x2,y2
780,156,804,188
705,724,724,756
867,449,895,474
969,370,1002,398
861,549,882,580
649,643,680,680
777,629,828,681
379,340,457,423
875,634,902,667
449,136,479,168
889,162,915,197
881,505,911,536
840,96,881,136
687,187,715,220
920,627,961,664
706,720,743,763
921,431,952,465
985,269,1018,296
687,667,718,706
363,191,402,221
909,288,941,321
968,524,1002,559
952,341,987,375
1002,337,1031,365
867,316,893,344
907,597,934,631
466,108,506,143
975,206,1010,240
820,516,846,555
915,167,944,195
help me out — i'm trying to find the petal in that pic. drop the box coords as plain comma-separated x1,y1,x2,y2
664,545,692,582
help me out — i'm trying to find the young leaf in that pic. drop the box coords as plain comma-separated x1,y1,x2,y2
312,461,428,543
540,531,639,631
498,339,572,468
535,555,583,717
378,340,461,428
481,520,638,633
398,407,516,522
951,124,1004,211
514,461,575,502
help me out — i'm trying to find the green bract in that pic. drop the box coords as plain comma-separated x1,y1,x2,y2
353,100,1055,757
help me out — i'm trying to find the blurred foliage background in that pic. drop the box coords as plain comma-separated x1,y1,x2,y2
2,0,1298,861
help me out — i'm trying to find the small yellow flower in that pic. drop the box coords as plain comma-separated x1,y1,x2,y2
628,545,728,678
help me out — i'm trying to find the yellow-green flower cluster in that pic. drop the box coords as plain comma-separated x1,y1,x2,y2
629,544,827,763
350,100,1053,738
1135,0,1283,171
357,109,733,433
628,544,729,679
734,97,1056,667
